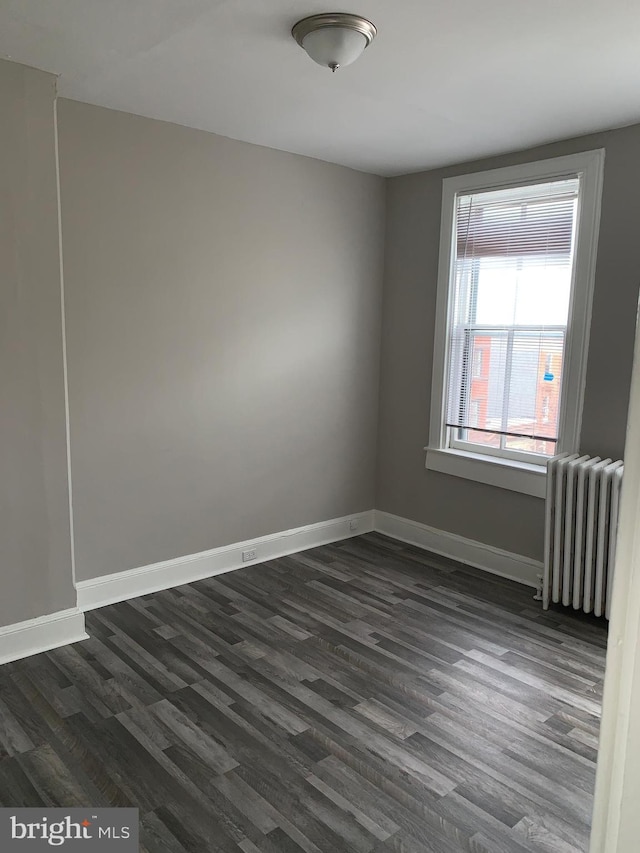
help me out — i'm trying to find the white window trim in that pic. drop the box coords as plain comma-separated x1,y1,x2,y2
426,149,605,497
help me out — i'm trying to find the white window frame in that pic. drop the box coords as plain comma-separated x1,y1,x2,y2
425,150,605,498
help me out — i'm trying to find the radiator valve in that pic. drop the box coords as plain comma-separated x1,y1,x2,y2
533,573,544,602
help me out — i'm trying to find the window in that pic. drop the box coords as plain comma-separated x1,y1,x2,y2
427,151,604,498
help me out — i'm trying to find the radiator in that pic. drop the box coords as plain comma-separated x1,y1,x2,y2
543,453,624,619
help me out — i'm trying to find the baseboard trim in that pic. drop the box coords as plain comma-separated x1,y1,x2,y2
76,507,538,613
373,510,541,588
0,608,88,666
0,511,540,664
77,511,375,611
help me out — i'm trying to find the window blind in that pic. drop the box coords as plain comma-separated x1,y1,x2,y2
445,178,580,457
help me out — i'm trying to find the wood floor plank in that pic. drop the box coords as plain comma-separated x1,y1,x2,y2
0,533,607,851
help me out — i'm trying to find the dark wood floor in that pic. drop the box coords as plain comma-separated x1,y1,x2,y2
0,534,608,853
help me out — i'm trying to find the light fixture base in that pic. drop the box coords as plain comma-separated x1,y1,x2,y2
292,13,377,48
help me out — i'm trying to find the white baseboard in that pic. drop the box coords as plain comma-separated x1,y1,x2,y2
373,510,541,588
77,511,375,611
0,608,88,666
0,510,539,665
76,506,538,615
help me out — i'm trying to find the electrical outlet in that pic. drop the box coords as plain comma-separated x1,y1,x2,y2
242,549,257,562
349,519,359,531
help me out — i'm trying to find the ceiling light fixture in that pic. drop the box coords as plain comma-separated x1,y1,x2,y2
291,13,377,73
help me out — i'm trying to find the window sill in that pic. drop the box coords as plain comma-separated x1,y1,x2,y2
424,447,547,498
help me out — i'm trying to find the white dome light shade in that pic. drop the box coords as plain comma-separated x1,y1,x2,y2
301,27,367,70
292,14,377,72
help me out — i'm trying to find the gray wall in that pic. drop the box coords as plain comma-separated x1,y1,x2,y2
377,125,640,560
0,60,75,626
57,100,385,582
3,56,638,616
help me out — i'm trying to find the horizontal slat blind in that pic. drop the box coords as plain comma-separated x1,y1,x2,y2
445,178,580,457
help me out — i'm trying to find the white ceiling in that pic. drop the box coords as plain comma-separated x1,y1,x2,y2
2,0,640,176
